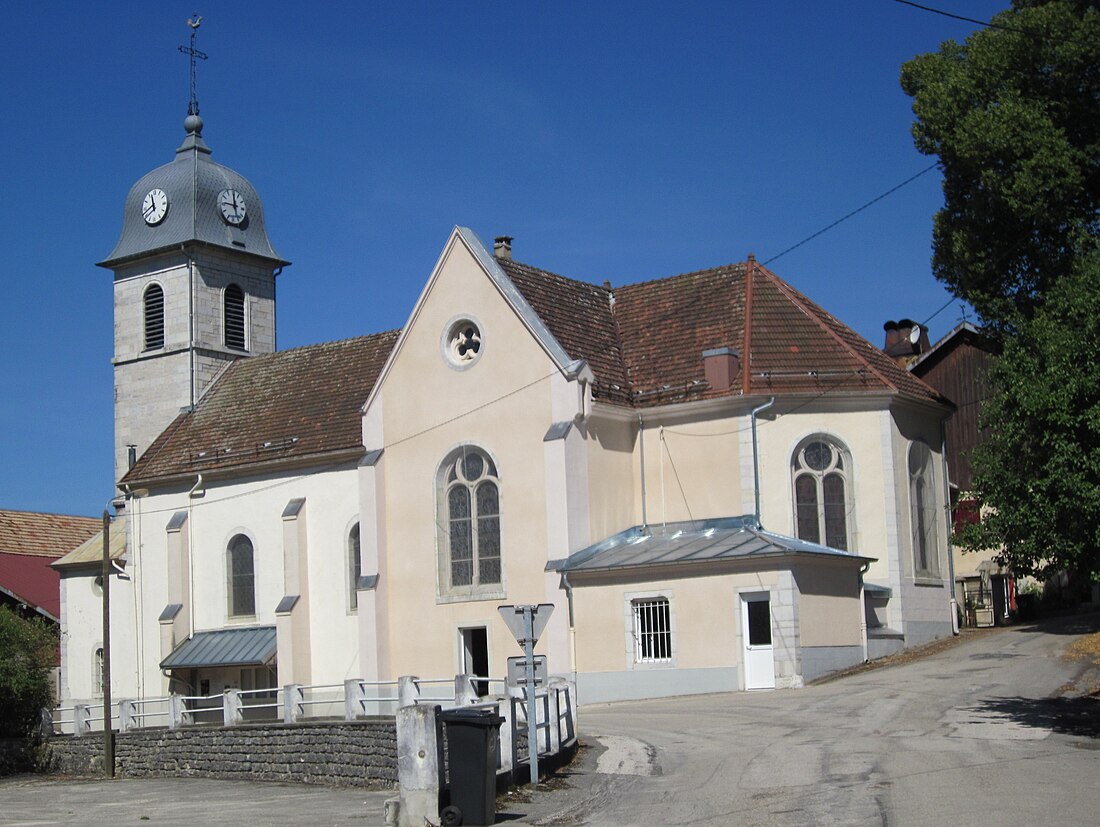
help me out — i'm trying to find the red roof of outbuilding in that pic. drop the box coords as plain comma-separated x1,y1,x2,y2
0,552,64,621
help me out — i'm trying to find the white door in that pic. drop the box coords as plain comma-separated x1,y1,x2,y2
741,593,776,690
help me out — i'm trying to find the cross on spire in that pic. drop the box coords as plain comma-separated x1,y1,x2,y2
178,14,208,117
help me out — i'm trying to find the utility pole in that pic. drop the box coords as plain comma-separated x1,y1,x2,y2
101,509,114,778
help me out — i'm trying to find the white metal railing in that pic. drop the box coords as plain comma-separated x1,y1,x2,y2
48,673,577,744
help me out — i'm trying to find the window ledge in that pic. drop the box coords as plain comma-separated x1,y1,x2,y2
630,660,677,671
436,588,506,605
913,577,945,588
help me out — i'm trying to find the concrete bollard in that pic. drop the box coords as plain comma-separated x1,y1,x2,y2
498,697,514,774
168,694,188,730
283,684,304,724
74,704,91,737
345,678,366,720
223,689,243,727
396,703,443,827
397,675,420,708
119,699,136,733
454,674,477,706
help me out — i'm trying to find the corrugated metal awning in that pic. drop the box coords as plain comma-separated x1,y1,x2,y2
554,516,875,574
161,626,276,670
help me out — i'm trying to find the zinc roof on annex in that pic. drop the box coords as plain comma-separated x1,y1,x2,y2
552,516,874,574
161,626,277,670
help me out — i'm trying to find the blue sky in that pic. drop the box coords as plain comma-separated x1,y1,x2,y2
1,1,1005,518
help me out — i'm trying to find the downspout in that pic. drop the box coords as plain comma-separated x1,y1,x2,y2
123,485,144,698
750,397,776,528
941,418,960,635
638,414,648,531
859,560,871,662
560,572,577,683
186,474,203,639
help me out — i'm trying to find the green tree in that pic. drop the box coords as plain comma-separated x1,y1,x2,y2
0,606,56,738
954,250,1100,578
901,0,1100,328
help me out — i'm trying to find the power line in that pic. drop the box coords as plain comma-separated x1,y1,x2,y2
763,164,938,266
891,0,1096,46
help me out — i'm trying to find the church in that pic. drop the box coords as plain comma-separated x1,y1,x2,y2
55,104,956,712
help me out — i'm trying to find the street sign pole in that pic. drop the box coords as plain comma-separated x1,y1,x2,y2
523,606,539,787
498,603,554,788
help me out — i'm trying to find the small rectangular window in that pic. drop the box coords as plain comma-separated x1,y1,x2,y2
632,597,672,663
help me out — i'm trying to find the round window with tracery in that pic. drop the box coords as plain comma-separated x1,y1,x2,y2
443,317,484,368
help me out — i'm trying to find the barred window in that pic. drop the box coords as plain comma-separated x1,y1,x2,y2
227,534,255,617
143,284,164,350
437,446,502,597
792,436,852,550
224,284,246,350
348,522,361,611
632,597,672,663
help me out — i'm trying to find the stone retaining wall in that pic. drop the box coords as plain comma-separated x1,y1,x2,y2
44,719,397,788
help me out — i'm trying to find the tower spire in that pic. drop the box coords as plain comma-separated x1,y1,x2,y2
178,14,207,117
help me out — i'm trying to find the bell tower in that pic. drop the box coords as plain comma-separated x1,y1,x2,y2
100,18,289,486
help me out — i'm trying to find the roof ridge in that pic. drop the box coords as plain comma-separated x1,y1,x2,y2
614,261,747,292
501,258,611,293
753,263,896,391
0,508,99,521
239,328,403,364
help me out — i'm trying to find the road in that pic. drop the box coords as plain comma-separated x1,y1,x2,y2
507,614,1100,826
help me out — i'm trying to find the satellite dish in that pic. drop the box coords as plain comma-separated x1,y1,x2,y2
909,326,921,345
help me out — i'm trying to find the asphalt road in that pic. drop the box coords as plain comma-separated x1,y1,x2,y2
508,614,1100,826
3,615,1098,826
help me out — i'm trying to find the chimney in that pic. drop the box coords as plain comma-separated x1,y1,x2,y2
703,347,740,392
883,318,930,365
493,236,513,260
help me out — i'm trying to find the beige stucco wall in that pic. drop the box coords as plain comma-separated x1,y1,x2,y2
793,562,862,648
371,237,571,682
571,568,780,674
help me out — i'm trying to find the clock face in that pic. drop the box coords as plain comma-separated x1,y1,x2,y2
142,189,169,225
218,189,247,225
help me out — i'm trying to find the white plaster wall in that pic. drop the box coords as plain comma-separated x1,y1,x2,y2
121,461,361,700
58,566,138,705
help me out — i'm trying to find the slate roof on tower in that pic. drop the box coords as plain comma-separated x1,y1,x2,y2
100,116,288,268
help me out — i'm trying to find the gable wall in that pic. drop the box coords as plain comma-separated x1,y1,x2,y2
374,240,570,681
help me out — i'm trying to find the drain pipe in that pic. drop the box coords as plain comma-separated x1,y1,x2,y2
750,397,776,528
560,572,577,683
638,414,648,531
186,474,204,639
859,560,871,662
941,418,960,635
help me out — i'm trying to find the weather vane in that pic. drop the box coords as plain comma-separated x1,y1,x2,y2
178,14,208,116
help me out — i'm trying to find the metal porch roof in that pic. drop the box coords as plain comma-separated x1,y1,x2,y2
160,626,276,670
554,516,875,574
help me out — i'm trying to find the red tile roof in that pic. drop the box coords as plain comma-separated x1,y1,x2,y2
124,331,399,484
508,257,945,407
0,510,101,557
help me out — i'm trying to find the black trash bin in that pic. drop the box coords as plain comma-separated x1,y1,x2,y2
439,707,505,826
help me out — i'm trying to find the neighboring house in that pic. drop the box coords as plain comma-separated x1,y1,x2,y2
0,510,100,623
0,509,101,701
56,112,957,711
887,320,1012,626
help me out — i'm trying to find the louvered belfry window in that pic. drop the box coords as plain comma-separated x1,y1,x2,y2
143,284,165,350
224,284,246,350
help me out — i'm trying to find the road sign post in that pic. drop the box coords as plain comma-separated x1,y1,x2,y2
498,603,554,787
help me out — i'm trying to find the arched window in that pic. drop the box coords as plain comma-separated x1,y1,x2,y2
93,647,104,696
792,436,852,550
348,522,361,611
227,534,255,616
224,284,246,350
143,283,164,350
909,441,941,577
438,447,501,595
